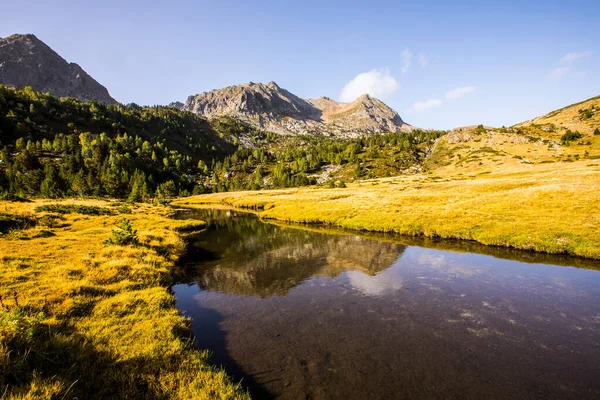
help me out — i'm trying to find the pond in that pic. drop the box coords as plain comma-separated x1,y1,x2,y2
173,208,600,400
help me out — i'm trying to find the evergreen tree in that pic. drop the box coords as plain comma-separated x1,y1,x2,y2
128,169,149,202
40,163,64,198
155,180,178,204
71,169,89,197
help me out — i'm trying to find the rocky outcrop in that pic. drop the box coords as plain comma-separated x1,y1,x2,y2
168,101,185,110
184,81,410,137
0,34,117,104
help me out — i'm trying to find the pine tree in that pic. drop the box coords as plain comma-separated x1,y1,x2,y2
105,218,138,245
40,164,65,198
128,169,149,202
71,169,89,197
154,180,177,204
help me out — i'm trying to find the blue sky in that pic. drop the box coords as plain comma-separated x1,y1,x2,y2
2,0,599,129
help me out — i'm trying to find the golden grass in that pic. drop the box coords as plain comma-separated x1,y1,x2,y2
0,199,248,399
516,95,600,135
175,159,600,259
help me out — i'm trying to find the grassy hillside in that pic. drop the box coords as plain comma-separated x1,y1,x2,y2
0,85,234,159
515,95,600,136
423,95,599,179
175,158,600,259
424,124,600,176
0,199,248,399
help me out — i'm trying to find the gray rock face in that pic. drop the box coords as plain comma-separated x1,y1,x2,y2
0,34,117,104
184,82,409,137
168,101,185,110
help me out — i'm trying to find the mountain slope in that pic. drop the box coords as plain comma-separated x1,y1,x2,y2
184,81,409,137
0,34,117,104
424,96,600,176
515,95,600,136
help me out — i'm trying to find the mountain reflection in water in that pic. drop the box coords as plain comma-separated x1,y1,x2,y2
174,208,600,400
179,208,406,297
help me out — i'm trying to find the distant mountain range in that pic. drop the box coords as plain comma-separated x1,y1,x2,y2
0,33,409,137
2,33,597,139
183,81,409,137
0,34,116,105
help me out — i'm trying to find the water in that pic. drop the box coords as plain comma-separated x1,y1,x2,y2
173,208,600,400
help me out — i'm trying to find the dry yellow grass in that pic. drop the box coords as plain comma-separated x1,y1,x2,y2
0,199,248,399
176,159,600,259
516,95,600,135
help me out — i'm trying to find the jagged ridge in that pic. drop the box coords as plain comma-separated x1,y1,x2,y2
184,81,409,137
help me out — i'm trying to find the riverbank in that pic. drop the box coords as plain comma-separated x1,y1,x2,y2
0,199,249,399
175,161,600,259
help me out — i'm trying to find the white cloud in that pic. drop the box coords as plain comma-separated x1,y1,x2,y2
339,68,399,102
346,270,404,298
547,51,591,80
400,49,412,73
547,66,570,80
445,86,475,100
412,98,442,112
559,51,592,65
418,53,429,67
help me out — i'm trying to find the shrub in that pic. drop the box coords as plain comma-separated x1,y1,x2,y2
594,128,600,136
578,108,594,120
0,213,36,233
105,218,138,245
37,214,63,228
117,204,133,214
561,130,584,144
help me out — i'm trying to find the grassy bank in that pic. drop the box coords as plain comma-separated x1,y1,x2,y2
175,160,600,259
0,199,249,399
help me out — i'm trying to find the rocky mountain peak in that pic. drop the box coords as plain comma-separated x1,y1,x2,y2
184,82,409,137
0,33,117,104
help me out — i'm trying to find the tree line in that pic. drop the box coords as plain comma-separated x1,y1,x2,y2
0,85,447,200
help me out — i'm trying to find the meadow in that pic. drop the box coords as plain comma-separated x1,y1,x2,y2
0,199,249,399
175,159,600,259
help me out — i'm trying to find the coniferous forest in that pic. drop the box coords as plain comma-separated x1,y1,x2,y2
0,85,445,201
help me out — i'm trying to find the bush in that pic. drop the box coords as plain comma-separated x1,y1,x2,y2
578,108,594,120
105,218,138,245
0,213,36,233
37,214,63,228
117,204,133,214
594,128,600,136
561,130,584,144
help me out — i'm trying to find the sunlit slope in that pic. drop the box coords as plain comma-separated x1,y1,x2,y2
424,123,600,176
175,159,600,259
515,95,600,136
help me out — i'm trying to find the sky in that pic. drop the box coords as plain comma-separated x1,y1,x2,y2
2,0,599,129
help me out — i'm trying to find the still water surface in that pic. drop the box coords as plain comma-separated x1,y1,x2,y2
173,208,600,399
